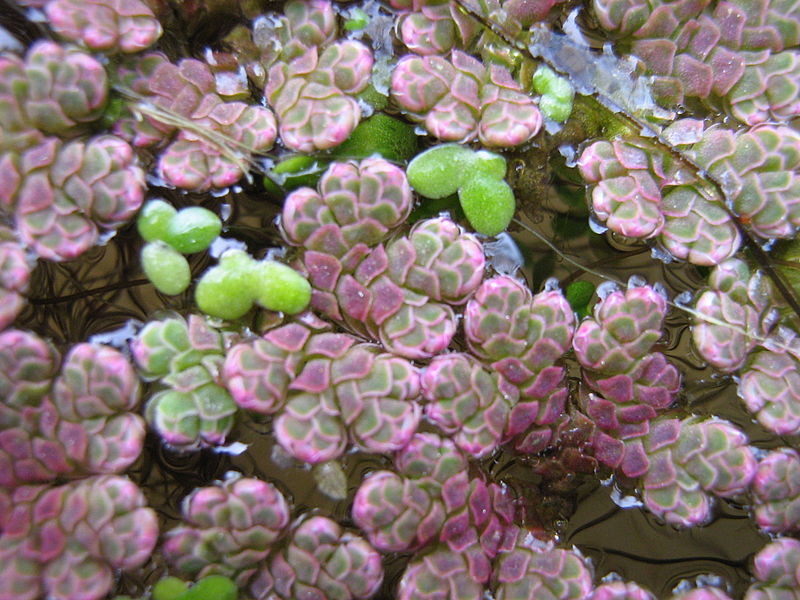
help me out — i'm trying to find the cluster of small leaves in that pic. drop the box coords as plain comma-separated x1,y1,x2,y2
387,0,479,55
353,431,602,599
281,157,486,359
691,259,778,372
745,537,800,599
44,0,162,54
195,250,311,320
223,313,420,463
389,0,566,56
0,41,145,261
138,199,222,296
750,448,800,534
224,0,373,152
163,473,383,600
591,0,800,124
578,121,800,265
630,416,757,527
0,329,145,488
573,283,680,470
0,226,33,332
407,144,516,236
0,475,158,600
688,258,800,437
460,274,575,454
391,49,542,147
130,314,238,450
114,52,276,191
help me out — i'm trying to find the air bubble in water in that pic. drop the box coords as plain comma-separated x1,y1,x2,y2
627,274,647,288
213,441,248,455
483,233,524,275
543,277,561,292
650,245,674,263
596,280,619,300
674,290,693,306
210,237,247,258
89,319,142,350
589,216,608,234
559,144,577,167
610,484,642,508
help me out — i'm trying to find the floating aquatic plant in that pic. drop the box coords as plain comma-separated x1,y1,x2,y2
2,1,800,599
131,314,238,450
44,0,163,54
590,0,800,125
163,472,383,600
407,144,516,236
391,50,542,147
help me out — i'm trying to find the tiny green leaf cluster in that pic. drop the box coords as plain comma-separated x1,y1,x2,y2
531,65,575,123
153,575,237,600
195,249,311,320
137,200,222,295
407,144,515,236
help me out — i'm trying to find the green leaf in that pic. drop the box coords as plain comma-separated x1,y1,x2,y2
407,144,478,199
137,199,177,243
458,176,516,236
254,261,312,314
165,206,222,254
141,241,191,295
153,577,189,600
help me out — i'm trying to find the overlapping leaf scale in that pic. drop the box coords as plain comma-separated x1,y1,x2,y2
274,342,420,463
265,41,372,152
282,158,412,253
421,353,515,458
45,0,162,53
391,50,541,147
253,515,383,600
573,284,680,462
464,275,574,453
397,542,488,600
282,159,483,359
633,417,757,526
353,433,515,557
739,348,800,436
0,331,144,489
254,0,372,152
492,532,594,600
591,0,800,124
0,40,107,153
397,525,594,600
224,315,420,464
750,448,800,534
165,474,384,600
0,475,157,600
745,537,800,600
393,0,479,56
163,474,291,588
114,52,276,190
691,258,777,372
0,232,33,331
131,314,239,450
577,126,742,266
690,125,800,239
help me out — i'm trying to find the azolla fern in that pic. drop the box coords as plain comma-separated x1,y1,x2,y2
1,0,800,599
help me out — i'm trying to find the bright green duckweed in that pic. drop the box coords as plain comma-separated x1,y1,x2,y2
195,249,311,320
407,144,515,236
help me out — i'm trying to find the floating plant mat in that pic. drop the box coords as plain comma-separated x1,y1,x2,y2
3,0,800,599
